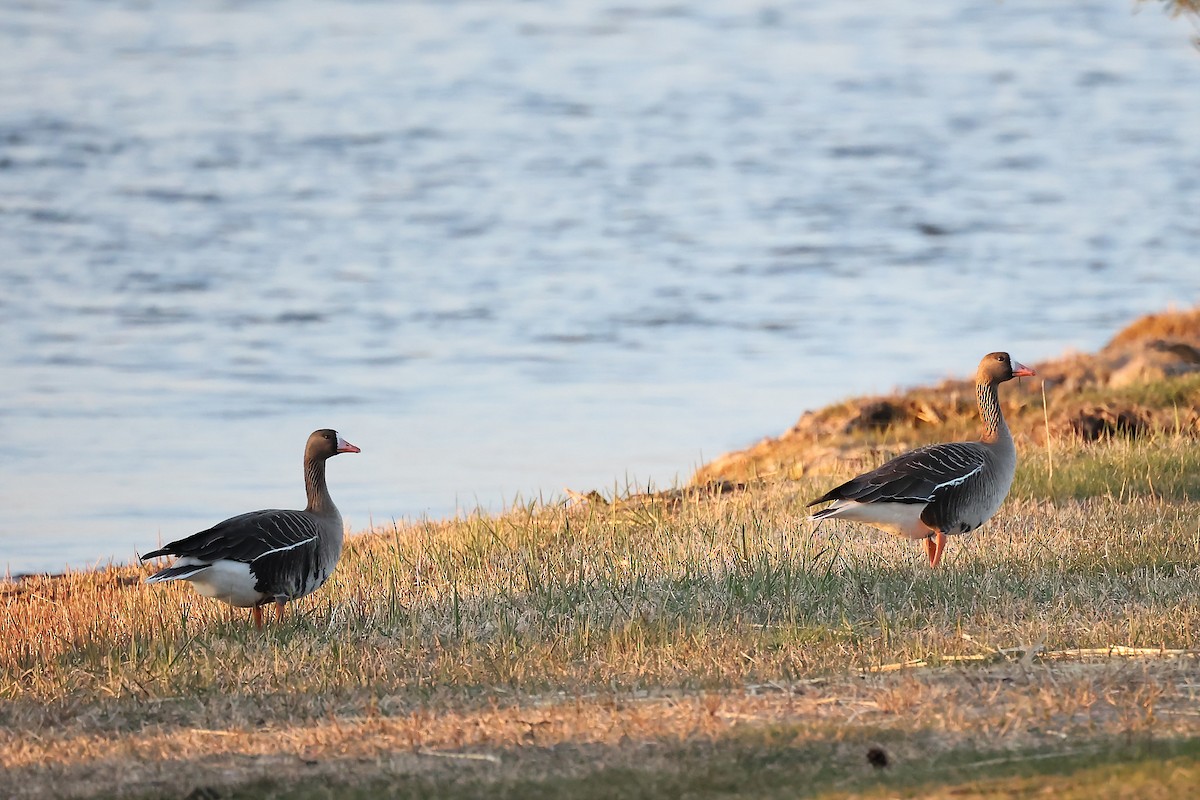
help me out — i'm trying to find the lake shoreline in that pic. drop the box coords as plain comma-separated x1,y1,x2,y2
5,306,1200,799
6,305,1199,587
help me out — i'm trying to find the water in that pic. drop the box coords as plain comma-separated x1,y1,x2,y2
2,0,1198,574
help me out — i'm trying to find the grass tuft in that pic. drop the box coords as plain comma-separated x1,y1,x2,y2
5,428,1200,798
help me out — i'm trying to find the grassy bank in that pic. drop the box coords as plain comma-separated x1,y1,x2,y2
4,426,1200,797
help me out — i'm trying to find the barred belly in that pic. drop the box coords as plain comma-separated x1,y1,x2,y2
252,544,333,601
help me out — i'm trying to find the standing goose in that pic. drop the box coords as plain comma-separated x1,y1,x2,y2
143,429,360,628
807,353,1035,568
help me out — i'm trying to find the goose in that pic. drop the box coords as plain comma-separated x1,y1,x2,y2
143,429,360,628
807,352,1035,568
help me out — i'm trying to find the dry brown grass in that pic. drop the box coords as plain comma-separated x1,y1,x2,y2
7,307,1200,797
3,458,1200,797
6,483,1200,702
5,660,1200,799
1108,306,1200,348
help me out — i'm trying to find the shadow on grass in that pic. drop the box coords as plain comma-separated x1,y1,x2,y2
149,733,1200,800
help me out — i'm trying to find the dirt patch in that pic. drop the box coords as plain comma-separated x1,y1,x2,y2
1057,404,1151,441
5,658,1199,799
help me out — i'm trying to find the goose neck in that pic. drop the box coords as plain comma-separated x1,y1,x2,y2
977,380,1010,446
304,456,336,515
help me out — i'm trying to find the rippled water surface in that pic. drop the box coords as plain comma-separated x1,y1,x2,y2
2,0,1199,573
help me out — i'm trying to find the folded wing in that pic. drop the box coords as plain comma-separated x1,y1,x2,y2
143,509,320,565
809,442,986,508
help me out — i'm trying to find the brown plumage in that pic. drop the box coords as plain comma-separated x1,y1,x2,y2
143,429,360,628
807,352,1035,567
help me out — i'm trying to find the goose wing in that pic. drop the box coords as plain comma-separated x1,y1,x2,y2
142,509,320,565
808,442,986,507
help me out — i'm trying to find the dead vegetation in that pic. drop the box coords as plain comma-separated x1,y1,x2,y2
4,307,1200,798
692,306,1200,486
4,480,1200,798
5,660,1200,799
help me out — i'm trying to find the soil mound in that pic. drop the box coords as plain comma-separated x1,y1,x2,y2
691,307,1200,486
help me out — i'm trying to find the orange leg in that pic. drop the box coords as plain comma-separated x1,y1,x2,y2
925,531,948,568
252,605,265,630
275,599,286,623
